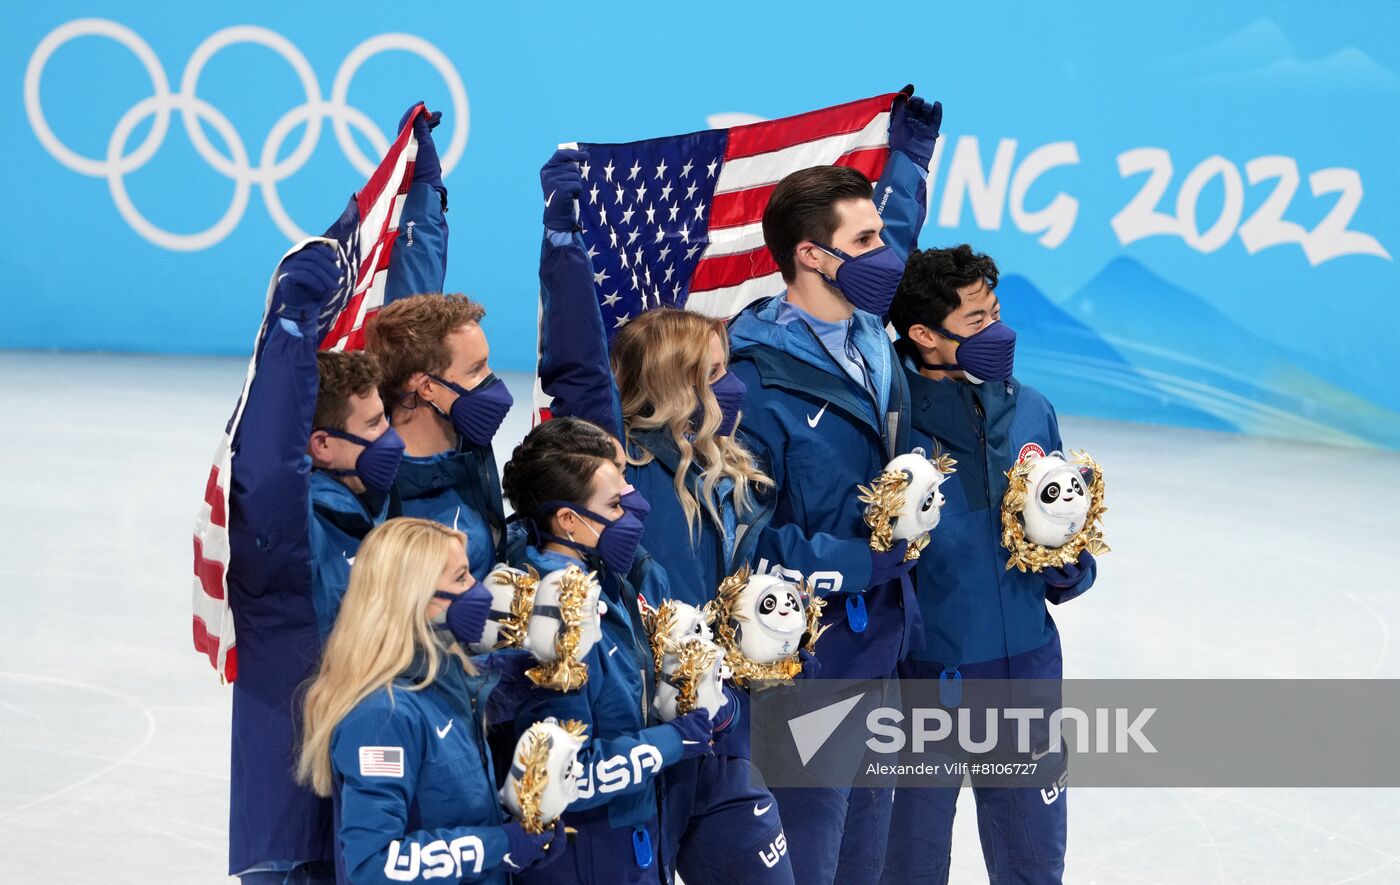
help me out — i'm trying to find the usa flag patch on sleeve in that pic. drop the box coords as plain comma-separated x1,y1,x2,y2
359,746,405,777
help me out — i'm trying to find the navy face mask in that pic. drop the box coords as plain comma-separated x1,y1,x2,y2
814,242,906,316
427,372,514,447
320,426,406,492
537,500,646,575
926,320,1017,384
620,487,652,521
690,371,747,437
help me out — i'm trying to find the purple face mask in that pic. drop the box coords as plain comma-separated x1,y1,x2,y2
690,371,747,437
927,320,1017,384
814,242,906,316
427,372,514,446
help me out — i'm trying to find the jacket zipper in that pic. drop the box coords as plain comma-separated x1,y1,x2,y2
796,320,887,445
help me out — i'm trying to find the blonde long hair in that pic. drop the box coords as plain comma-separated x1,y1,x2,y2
610,309,772,540
297,517,474,796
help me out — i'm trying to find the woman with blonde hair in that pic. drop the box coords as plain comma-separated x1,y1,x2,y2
297,517,565,884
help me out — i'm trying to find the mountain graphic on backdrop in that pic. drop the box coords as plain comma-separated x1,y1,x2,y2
1000,272,1233,434
1005,257,1400,448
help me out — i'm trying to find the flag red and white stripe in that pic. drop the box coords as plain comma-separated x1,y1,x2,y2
192,110,423,682
685,91,904,318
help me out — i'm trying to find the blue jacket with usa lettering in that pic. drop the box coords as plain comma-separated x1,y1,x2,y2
509,545,683,832
329,653,513,885
225,180,446,876
900,356,1097,671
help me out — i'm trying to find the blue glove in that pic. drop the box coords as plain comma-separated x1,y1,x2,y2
793,648,822,681
275,243,340,314
668,708,716,760
501,818,567,874
889,92,942,168
867,540,914,588
397,102,443,191
1044,550,1095,604
540,148,588,232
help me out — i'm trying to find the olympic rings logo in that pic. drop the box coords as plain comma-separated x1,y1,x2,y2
24,18,468,251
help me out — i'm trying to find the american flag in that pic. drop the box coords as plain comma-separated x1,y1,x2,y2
191,105,428,682
358,746,405,777
569,88,912,328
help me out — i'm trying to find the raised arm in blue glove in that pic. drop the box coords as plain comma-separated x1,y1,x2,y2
541,148,588,232
501,818,569,874
275,242,340,317
397,102,444,195
889,91,943,169
867,539,915,589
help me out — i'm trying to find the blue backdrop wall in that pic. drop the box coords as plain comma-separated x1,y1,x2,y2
4,2,1397,447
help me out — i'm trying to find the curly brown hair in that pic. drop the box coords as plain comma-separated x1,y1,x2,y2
364,294,486,404
314,351,382,430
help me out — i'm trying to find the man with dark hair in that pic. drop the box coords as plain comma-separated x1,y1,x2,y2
724,94,941,885
364,291,516,581
880,244,1097,885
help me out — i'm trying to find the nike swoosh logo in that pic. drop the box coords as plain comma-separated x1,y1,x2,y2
806,402,828,428
1030,746,1051,761
502,853,516,869
607,646,619,657
753,802,772,816
436,720,454,739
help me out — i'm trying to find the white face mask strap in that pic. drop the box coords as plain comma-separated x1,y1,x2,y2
564,509,602,545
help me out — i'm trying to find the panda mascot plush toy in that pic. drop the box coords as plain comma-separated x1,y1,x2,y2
709,568,827,685
1001,449,1110,572
520,564,607,691
642,600,730,722
501,717,588,834
858,447,957,561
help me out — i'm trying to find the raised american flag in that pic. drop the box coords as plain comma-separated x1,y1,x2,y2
569,87,913,328
191,105,428,682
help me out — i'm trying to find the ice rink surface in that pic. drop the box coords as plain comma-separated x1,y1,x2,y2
2,351,1398,884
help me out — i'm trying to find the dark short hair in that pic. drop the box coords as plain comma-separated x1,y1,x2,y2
501,417,617,520
314,351,382,430
762,165,874,282
889,245,1001,337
